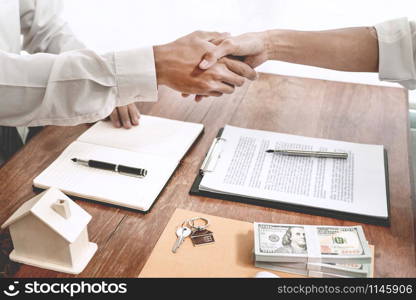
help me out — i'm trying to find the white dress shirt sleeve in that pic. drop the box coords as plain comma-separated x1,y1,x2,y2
375,17,416,90
0,0,158,127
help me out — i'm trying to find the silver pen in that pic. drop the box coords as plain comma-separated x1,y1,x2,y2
266,149,348,159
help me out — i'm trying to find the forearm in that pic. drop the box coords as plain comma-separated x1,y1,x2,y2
264,27,379,72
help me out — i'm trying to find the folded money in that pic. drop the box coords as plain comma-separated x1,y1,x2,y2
254,223,371,264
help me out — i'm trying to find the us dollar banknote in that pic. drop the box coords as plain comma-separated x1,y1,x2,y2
255,261,371,278
254,223,371,264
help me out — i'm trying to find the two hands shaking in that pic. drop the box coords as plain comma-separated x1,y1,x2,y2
112,30,268,128
154,31,267,102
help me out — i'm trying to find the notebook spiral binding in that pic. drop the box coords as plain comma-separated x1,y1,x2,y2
200,137,227,174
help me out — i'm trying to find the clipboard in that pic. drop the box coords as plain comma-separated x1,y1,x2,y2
190,129,391,227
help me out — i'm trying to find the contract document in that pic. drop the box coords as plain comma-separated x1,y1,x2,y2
198,125,389,224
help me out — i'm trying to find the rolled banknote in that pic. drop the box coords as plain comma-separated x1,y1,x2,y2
254,223,371,264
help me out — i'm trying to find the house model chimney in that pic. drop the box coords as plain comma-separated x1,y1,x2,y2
52,199,71,219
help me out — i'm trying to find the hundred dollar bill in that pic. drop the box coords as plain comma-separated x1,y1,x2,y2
255,261,370,278
254,223,371,264
308,270,361,278
255,261,367,278
255,261,308,276
308,261,370,277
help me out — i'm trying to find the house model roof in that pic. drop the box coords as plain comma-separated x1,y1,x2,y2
1,188,91,243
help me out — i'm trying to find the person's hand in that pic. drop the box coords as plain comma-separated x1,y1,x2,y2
109,104,140,129
153,31,257,98
181,55,257,102
199,32,270,70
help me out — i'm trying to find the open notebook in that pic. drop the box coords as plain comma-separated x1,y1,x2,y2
33,115,204,212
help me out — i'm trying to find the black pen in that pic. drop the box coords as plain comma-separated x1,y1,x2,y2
71,158,147,178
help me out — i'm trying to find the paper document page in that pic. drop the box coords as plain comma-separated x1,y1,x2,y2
200,126,388,218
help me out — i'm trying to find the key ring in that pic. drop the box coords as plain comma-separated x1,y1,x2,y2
187,217,209,231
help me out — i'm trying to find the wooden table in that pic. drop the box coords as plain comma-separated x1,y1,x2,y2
0,73,415,277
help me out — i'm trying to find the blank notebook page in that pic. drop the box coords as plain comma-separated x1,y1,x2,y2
77,115,204,160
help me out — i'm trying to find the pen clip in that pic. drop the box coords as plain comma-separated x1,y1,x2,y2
200,137,226,175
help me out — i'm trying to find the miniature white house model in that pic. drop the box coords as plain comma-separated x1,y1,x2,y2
1,188,97,274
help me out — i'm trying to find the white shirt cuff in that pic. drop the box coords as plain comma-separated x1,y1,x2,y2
375,17,416,90
114,46,158,105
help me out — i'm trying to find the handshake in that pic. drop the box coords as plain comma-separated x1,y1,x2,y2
153,31,268,102
111,31,268,128
113,27,380,127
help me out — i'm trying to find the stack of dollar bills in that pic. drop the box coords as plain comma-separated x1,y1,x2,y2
254,223,372,278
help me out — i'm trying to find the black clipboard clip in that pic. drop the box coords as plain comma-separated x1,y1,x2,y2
200,137,227,174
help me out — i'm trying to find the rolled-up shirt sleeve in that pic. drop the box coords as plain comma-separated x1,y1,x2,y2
375,17,416,90
0,46,158,127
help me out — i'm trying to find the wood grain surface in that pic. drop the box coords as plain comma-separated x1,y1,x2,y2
0,73,415,277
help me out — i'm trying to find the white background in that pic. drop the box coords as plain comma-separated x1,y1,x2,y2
62,0,416,96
